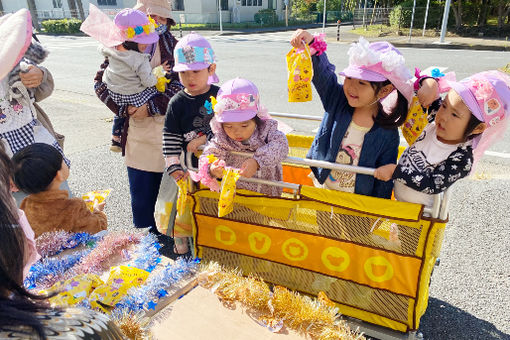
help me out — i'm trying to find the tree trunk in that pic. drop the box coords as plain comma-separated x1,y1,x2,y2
75,0,85,20
451,0,462,30
0,0,4,14
27,0,40,30
497,2,510,29
67,0,78,18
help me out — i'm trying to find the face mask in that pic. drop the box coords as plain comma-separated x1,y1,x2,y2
155,24,167,35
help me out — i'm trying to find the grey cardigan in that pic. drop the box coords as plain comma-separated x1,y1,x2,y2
100,46,157,95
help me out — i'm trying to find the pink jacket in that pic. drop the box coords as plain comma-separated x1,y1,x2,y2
201,119,289,196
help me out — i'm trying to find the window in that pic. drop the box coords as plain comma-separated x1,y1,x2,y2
52,0,63,8
242,0,261,5
97,0,117,5
173,0,184,11
221,0,228,10
268,0,273,9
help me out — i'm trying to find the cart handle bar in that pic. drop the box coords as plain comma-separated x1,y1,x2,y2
185,148,441,218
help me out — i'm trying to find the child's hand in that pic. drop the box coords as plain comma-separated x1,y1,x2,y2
417,78,439,108
187,135,207,153
171,170,188,182
93,200,106,212
210,159,224,179
374,164,397,182
240,158,259,178
20,65,43,88
290,29,314,48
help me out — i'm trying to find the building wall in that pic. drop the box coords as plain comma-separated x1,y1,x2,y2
1,0,283,24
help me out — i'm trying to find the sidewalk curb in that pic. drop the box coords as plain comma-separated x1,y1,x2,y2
390,42,510,52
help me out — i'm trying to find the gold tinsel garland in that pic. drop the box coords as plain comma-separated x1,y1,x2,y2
111,311,152,340
198,262,365,340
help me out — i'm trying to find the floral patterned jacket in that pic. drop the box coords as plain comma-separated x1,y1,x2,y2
201,119,289,196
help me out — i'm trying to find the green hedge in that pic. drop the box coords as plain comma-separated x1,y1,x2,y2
41,18,82,34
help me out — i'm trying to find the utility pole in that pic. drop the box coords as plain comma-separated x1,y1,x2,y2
408,0,416,42
322,0,327,33
218,0,223,34
422,0,431,36
439,0,452,43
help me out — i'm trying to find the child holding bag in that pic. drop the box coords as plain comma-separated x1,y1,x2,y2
374,70,510,208
191,78,289,197
290,30,413,199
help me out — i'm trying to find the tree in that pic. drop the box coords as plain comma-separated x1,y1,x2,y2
75,0,85,20
476,0,489,27
27,0,40,30
67,0,78,18
451,0,462,30
495,0,510,29
0,0,4,13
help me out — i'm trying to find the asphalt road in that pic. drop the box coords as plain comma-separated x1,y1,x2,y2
36,32,510,340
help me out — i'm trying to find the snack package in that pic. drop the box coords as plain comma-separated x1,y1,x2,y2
218,167,240,218
154,173,178,235
41,274,104,307
370,219,402,252
286,45,313,102
82,189,111,212
174,178,193,238
401,96,429,145
153,65,170,92
89,265,150,313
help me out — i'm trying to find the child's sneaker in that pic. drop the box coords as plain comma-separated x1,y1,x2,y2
110,139,121,153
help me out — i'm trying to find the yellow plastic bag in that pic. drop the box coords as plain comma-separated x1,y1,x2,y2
89,265,150,313
41,274,104,307
218,168,241,218
401,96,429,145
82,189,111,212
286,45,313,102
174,178,193,238
154,173,178,235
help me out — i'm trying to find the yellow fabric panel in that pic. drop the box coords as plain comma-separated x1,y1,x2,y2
414,220,432,257
336,302,409,332
286,134,314,148
414,222,446,328
196,214,422,297
300,186,423,222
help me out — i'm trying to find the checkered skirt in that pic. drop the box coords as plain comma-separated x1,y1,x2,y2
108,87,159,107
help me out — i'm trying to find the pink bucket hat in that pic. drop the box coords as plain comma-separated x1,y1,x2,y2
81,5,158,47
339,38,413,103
134,0,172,19
0,9,33,79
114,8,159,44
213,78,261,123
448,71,510,162
173,32,219,84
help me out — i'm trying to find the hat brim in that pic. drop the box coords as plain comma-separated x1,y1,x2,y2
339,65,387,82
133,3,172,19
447,81,484,122
215,110,257,123
173,62,212,72
129,31,159,44
0,9,32,79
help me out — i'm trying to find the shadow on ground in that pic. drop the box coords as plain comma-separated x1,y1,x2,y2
418,297,510,340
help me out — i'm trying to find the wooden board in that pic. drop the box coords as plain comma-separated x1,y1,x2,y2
150,286,307,340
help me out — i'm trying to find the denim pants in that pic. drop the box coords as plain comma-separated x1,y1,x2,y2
127,167,163,230
112,116,126,137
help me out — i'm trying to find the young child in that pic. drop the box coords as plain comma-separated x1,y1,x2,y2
81,7,161,152
12,143,108,238
192,78,289,197
290,30,413,199
162,32,219,254
0,145,40,279
374,70,510,208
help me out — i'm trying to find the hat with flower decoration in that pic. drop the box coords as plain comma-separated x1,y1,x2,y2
447,70,510,166
339,37,414,103
80,4,158,47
